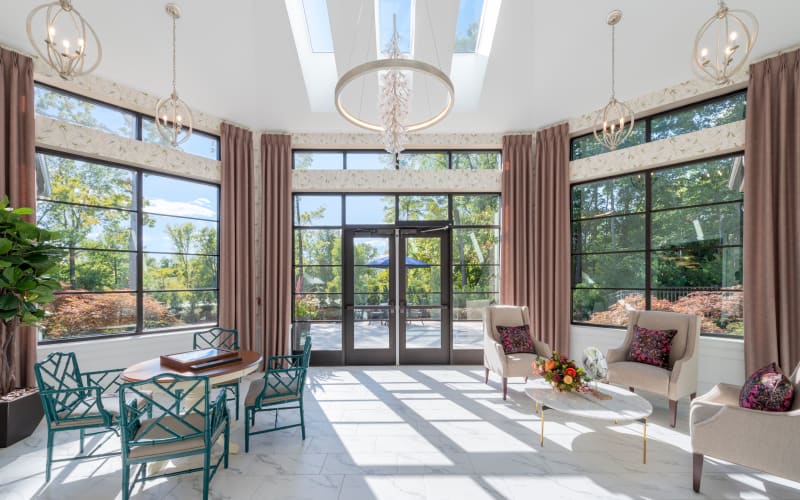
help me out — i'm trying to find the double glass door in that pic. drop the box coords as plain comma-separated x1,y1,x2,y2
344,228,450,364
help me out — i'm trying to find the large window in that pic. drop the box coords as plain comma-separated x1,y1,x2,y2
293,150,501,170
571,90,746,160
292,191,500,351
34,83,220,160
571,155,743,336
36,150,220,342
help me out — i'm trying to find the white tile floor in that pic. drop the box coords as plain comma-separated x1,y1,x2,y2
1,366,799,499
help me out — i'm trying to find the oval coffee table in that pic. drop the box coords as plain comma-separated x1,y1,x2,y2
525,379,653,463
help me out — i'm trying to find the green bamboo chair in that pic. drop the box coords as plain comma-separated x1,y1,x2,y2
193,327,241,420
244,336,311,452
118,373,229,500
34,351,149,483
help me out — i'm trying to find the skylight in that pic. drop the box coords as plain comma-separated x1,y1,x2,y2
454,0,485,53
377,0,414,55
301,0,334,53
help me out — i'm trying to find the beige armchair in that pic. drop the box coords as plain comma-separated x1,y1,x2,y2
690,363,800,492
483,305,552,400
606,310,700,427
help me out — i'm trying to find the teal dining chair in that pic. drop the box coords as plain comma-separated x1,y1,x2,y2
34,351,149,482
118,373,229,500
193,327,241,420
244,336,311,452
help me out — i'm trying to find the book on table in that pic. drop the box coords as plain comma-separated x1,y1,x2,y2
160,348,241,371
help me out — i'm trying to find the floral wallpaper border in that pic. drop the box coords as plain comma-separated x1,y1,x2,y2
35,116,221,183
291,132,503,149
570,120,745,183
292,169,502,193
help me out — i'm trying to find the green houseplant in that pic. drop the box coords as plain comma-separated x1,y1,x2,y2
0,197,62,446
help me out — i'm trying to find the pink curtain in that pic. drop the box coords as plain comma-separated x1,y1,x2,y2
532,123,571,355
219,123,256,349
744,49,800,374
259,134,292,364
0,48,36,388
500,134,536,326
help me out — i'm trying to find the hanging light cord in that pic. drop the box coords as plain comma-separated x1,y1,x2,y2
610,21,616,100
171,13,177,97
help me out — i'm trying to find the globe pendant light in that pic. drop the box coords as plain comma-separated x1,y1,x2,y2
26,0,102,80
692,0,758,85
593,9,635,151
154,3,193,147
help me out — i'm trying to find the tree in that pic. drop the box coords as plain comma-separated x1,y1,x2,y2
0,199,62,394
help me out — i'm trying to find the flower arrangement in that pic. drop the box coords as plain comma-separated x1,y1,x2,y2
532,351,589,392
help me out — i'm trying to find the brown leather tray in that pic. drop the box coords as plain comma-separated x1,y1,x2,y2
160,348,240,371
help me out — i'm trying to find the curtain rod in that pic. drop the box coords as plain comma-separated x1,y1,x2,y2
0,42,37,60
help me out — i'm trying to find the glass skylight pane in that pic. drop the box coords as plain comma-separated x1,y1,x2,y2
454,0,484,53
378,0,412,54
302,0,334,53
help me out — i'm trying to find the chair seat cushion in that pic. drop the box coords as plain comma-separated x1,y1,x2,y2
245,376,300,407
128,413,224,460
607,361,670,396
740,363,795,412
497,325,536,355
627,325,677,368
506,353,539,378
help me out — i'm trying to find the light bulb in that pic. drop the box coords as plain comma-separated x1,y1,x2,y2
176,115,182,122
161,114,168,122
48,25,55,39
725,46,734,55
700,47,709,58
78,38,85,48
62,39,70,50
729,31,738,41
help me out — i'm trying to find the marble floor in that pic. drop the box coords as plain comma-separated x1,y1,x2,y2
1,366,799,499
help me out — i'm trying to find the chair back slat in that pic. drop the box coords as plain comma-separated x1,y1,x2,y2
193,327,239,351
34,352,99,425
119,374,210,455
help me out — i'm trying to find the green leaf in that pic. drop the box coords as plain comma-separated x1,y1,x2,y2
0,238,11,254
2,266,18,285
0,295,19,310
11,207,33,215
0,309,18,320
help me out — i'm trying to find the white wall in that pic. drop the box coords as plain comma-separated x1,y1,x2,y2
570,325,745,396
37,331,196,373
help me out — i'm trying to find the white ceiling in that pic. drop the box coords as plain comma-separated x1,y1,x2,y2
1,0,799,134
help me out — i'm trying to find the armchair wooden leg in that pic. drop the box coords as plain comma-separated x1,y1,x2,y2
690,392,696,401
502,377,508,400
669,399,678,428
628,387,635,392
693,453,704,492
485,367,489,384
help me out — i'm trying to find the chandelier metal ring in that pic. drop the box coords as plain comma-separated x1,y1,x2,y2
335,58,455,133
26,0,102,80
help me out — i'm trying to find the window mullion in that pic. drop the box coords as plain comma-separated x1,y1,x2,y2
136,170,144,334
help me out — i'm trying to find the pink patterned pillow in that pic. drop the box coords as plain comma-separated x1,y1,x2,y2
496,325,535,355
739,363,794,412
626,325,677,368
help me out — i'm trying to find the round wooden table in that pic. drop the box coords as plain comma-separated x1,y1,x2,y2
121,349,262,384
121,350,262,459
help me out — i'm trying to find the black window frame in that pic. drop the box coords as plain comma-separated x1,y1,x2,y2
34,82,221,161
570,152,744,338
36,148,221,345
291,149,502,170
570,89,747,161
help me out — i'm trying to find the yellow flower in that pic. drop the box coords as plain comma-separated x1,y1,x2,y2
563,375,573,385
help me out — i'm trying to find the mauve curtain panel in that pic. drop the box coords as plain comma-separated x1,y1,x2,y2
532,123,571,354
219,123,256,349
500,135,537,327
260,133,292,364
0,48,36,388
744,48,800,374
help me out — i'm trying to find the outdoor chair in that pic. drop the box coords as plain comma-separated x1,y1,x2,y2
193,327,241,420
118,374,229,500
244,336,311,452
34,351,150,483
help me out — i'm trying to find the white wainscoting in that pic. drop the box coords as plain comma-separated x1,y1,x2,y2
37,331,197,373
570,324,745,396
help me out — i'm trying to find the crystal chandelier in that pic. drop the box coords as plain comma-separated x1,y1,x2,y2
335,15,454,154
692,0,758,85
26,0,102,80
155,3,193,147
593,9,635,151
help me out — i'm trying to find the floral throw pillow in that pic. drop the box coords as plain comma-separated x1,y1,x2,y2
497,325,536,355
626,325,677,368
739,363,795,412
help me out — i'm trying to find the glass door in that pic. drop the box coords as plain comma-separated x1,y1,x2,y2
399,230,450,364
343,228,450,365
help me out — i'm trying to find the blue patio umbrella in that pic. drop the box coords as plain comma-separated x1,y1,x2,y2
366,255,430,268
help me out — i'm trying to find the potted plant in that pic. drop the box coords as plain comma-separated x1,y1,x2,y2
0,198,62,447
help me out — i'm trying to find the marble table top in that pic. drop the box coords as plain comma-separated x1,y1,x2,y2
525,379,653,421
